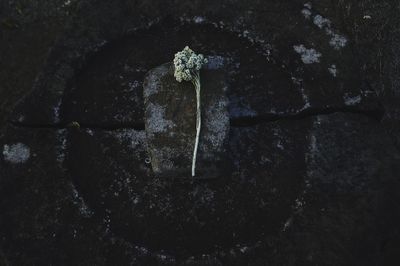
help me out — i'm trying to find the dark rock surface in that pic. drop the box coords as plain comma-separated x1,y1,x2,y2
1,0,400,265
63,121,305,260
8,1,383,128
144,62,229,178
2,112,399,265
382,27,400,151
0,126,111,265
0,0,75,125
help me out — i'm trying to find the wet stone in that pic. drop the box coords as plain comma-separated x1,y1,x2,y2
143,61,229,178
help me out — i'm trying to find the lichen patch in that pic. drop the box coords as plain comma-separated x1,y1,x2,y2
329,34,348,50
302,6,348,50
313,15,331,29
328,64,338,77
3,143,30,164
344,94,362,105
301,8,312,19
293,45,322,64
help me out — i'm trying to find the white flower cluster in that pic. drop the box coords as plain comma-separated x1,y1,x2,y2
173,46,207,83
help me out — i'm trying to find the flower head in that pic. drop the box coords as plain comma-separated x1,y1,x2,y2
174,46,207,83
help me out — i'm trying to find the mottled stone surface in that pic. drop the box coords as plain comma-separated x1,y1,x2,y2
143,62,229,178
0,126,110,265
382,28,400,152
2,112,399,265
1,0,400,265
8,1,383,128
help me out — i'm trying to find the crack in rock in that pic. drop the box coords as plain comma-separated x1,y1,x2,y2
8,105,384,130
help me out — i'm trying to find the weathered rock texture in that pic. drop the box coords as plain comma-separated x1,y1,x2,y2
8,2,384,128
1,0,399,265
143,62,229,178
2,112,399,265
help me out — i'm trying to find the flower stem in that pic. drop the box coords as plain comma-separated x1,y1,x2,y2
192,72,201,177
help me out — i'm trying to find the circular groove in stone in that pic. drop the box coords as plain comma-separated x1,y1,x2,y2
62,19,306,259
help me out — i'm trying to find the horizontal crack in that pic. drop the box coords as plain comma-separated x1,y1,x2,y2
8,120,146,130
73,122,145,131
230,106,385,127
8,106,384,130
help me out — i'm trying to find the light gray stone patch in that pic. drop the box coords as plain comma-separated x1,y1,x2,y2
112,129,148,150
302,8,312,19
328,64,337,77
143,67,164,99
55,129,68,165
293,44,322,64
69,182,93,217
202,95,230,152
313,15,331,29
3,143,30,164
292,77,311,108
306,12,348,50
53,99,62,123
329,34,348,50
344,94,361,105
146,103,175,134
193,16,206,24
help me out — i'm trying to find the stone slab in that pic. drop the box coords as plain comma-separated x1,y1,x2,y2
143,62,230,178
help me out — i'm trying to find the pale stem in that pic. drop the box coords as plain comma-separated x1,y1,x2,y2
192,72,201,177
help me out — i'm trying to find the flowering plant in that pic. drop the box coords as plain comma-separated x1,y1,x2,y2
173,46,207,177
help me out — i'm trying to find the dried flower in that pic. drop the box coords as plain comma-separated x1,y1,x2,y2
173,46,207,177
174,46,207,82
